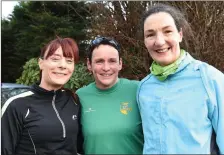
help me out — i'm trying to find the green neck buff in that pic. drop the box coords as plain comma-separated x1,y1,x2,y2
150,49,186,81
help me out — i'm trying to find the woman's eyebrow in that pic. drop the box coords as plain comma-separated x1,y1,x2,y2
162,25,172,30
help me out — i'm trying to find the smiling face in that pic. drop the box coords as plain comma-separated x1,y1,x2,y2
87,44,122,90
144,12,183,66
39,46,75,90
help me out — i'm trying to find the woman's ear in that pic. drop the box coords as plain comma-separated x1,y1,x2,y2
179,28,183,43
119,58,122,71
38,58,44,70
87,58,92,72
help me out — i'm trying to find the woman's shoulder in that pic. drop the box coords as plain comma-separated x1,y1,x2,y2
120,78,139,85
1,90,34,117
138,73,154,85
76,82,95,95
193,60,224,80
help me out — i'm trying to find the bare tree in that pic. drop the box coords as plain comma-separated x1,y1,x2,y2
87,1,224,79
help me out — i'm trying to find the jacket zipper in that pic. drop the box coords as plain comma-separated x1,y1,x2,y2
52,92,66,138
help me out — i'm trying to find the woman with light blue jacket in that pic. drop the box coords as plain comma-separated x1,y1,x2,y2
137,3,224,154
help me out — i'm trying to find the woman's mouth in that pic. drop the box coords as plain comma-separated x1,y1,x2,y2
53,72,67,76
101,73,112,77
155,47,171,53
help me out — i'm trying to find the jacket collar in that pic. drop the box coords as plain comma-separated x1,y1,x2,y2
32,83,64,98
175,52,195,74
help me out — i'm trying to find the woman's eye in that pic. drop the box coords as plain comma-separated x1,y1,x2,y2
109,60,117,63
51,57,60,61
66,59,74,64
145,33,154,38
96,60,103,64
165,30,172,34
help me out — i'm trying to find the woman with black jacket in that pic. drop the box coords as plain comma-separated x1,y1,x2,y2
1,37,83,155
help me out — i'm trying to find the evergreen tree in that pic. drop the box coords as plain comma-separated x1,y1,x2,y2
1,1,91,82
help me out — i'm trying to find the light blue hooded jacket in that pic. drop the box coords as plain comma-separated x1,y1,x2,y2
137,52,224,154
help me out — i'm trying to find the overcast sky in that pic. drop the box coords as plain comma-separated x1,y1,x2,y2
2,1,18,19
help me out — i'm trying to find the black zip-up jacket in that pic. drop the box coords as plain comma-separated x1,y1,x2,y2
1,84,83,155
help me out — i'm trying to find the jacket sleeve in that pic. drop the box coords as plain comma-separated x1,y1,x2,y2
199,63,224,154
1,99,23,155
74,93,84,154
211,71,224,154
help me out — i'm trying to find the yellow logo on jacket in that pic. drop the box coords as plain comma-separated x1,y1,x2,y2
120,102,132,115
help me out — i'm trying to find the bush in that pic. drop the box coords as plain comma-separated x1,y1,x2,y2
64,63,94,91
16,58,94,91
16,58,40,85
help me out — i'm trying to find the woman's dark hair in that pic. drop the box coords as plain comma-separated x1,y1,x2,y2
40,36,79,62
142,3,195,50
87,37,121,62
